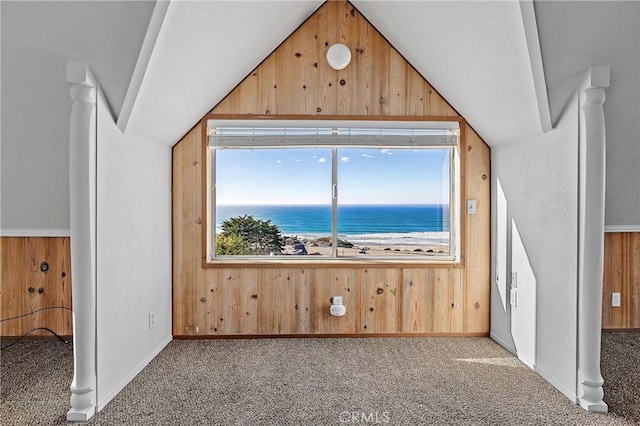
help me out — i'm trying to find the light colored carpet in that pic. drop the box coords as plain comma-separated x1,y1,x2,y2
1,334,638,425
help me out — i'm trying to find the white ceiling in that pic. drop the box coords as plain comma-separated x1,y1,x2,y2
0,0,157,229
2,0,637,228
126,0,324,145
1,0,156,118
124,0,544,147
533,0,640,226
352,0,541,146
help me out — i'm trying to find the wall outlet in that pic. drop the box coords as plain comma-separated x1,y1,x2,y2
148,311,156,329
612,292,621,307
332,296,343,305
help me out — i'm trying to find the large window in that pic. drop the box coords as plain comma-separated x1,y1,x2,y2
207,119,460,261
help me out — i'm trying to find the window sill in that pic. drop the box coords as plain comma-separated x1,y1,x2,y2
202,257,463,269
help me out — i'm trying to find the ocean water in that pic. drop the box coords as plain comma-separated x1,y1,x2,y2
216,204,450,246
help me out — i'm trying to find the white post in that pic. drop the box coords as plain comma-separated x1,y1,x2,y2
66,61,97,421
577,66,610,413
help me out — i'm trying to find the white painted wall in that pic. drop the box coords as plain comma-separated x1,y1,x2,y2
491,93,580,401
510,219,537,370
126,0,322,145
535,1,640,227
95,90,172,410
494,179,508,313
0,1,154,232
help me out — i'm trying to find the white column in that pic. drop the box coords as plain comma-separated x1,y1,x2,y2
66,61,97,421
577,66,610,413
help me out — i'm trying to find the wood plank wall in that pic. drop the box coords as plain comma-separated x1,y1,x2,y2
212,3,456,117
1,237,73,337
603,232,640,329
172,0,491,337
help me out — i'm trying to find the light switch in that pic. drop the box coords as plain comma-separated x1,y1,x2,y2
467,199,477,214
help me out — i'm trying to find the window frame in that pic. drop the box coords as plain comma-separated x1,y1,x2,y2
203,115,463,266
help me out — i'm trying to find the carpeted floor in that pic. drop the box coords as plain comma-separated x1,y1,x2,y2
1,334,639,425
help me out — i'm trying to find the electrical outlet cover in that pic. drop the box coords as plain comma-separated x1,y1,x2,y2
330,304,346,316
612,293,621,307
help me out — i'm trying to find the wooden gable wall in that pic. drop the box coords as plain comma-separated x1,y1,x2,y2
212,2,457,117
172,1,491,336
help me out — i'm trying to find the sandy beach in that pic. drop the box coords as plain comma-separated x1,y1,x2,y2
282,236,449,257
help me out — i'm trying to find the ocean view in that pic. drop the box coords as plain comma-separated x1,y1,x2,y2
216,204,450,248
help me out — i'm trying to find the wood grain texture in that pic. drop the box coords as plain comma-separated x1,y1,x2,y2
462,124,491,332
0,237,72,337
172,0,491,337
212,1,458,117
602,232,640,329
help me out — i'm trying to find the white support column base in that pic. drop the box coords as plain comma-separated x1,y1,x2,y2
579,400,609,413
579,376,608,413
67,406,96,422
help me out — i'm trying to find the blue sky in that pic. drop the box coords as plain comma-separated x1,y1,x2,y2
215,147,450,205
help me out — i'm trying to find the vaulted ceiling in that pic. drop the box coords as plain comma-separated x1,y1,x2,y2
11,0,630,154
120,0,548,148
2,0,638,229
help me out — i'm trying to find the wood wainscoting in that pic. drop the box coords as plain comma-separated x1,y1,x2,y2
0,237,73,337
172,0,491,337
603,232,640,329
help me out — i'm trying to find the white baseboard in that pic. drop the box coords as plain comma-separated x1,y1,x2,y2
490,332,517,355
96,334,172,412
605,225,640,233
492,333,577,405
0,229,71,237
534,365,578,404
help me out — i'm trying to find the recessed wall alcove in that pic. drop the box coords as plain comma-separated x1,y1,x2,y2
171,1,491,337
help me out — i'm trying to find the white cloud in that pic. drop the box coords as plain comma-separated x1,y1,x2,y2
318,157,327,163
361,153,374,158
340,156,350,163
276,160,282,164
380,149,394,155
